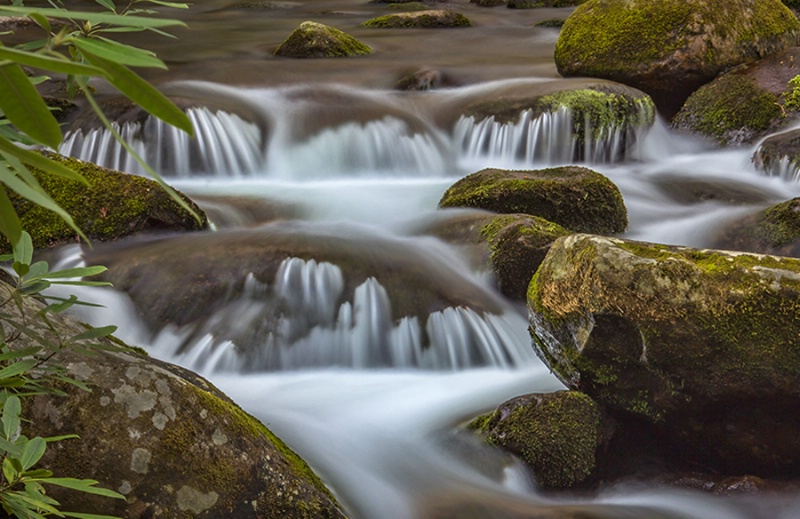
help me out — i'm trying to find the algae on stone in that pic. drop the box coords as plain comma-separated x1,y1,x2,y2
0,153,207,253
275,21,371,58
362,10,472,28
438,166,628,235
468,391,604,489
529,233,800,475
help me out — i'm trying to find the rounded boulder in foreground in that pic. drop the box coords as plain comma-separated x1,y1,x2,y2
554,0,800,117
438,166,627,235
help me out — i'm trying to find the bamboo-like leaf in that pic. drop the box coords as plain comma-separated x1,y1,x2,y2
143,0,190,8
0,63,61,149
39,478,126,499
0,138,88,184
20,436,46,470
71,37,166,69
0,184,22,246
12,230,32,266
2,457,18,484
0,347,40,362
40,265,107,280
0,44,106,77
71,325,117,341
0,6,188,29
2,394,21,440
28,12,50,32
0,436,23,457
94,0,117,12
0,359,37,382
80,52,192,135
44,294,78,314
23,260,48,281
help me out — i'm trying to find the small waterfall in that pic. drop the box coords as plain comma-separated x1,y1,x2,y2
268,116,450,177
59,107,264,176
454,103,654,166
754,155,800,183
149,257,537,373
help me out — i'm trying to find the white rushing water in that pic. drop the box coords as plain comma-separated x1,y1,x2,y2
55,81,800,519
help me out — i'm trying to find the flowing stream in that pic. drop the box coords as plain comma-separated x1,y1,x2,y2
43,1,800,517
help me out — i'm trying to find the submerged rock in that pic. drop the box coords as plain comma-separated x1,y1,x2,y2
529,234,800,476
554,0,800,117
0,154,207,253
1,277,345,518
362,10,472,28
713,198,800,258
507,0,584,7
468,391,606,489
274,21,371,58
438,166,628,235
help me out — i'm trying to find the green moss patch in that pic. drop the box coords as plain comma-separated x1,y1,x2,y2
362,10,472,28
275,21,372,58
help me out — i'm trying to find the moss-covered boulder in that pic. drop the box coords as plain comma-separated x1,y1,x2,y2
671,73,784,146
361,10,472,28
0,278,346,518
424,212,570,299
0,154,207,253
274,21,371,58
457,83,655,163
554,0,800,117
753,128,800,181
467,391,605,489
529,233,800,476
438,167,628,235
713,198,800,258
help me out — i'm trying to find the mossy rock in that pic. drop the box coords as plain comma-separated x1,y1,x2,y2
753,128,800,181
274,21,371,58
467,391,605,489
0,277,346,518
460,85,655,162
438,166,628,235
529,233,800,476
507,0,584,8
672,72,784,146
0,154,208,253
713,198,800,258
362,10,472,28
470,0,506,7
534,18,566,28
424,212,570,299
554,0,800,117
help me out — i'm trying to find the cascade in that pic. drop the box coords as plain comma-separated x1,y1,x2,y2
755,155,800,183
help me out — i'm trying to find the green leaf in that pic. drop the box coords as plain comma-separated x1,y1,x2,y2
0,63,61,149
0,44,106,77
12,230,33,266
39,265,107,280
0,347,41,362
20,437,46,470
23,260,49,282
43,434,79,443
28,12,51,33
79,53,193,135
2,394,21,440
21,468,52,478
0,359,37,383
43,294,78,314
0,184,21,246
71,37,166,69
2,457,19,484
0,138,89,184
142,0,190,8
0,6,188,29
0,435,23,457
94,0,117,11
39,478,126,499
71,325,117,341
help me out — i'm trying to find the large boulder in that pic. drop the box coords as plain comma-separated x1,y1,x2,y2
713,198,800,258
0,154,208,253
554,0,800,117
529,234,800,476
274,21,371,58
438,166,628,235
1,278,346,518
361,10,472,28
467,391,606,489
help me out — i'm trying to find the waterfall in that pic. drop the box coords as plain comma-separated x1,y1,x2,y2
754,155,800,183
454,103,654,166
145,257,537,373
59,107,265,176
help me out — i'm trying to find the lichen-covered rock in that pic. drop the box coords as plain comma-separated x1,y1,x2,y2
457,83,655,163
424,212,570,299
0,278,346,518
671,73,784,146
438,167,628,235
529,233,800,476
713,198,800,258
467,391,605,489
0,154,207,253
274,21,371,58
362,10,472,28
554,0,800,117
753,128,800,181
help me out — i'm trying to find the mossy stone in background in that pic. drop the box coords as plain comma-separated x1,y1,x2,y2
275,21,372,58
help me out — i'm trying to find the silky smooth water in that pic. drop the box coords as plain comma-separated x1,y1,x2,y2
46,1,800,516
